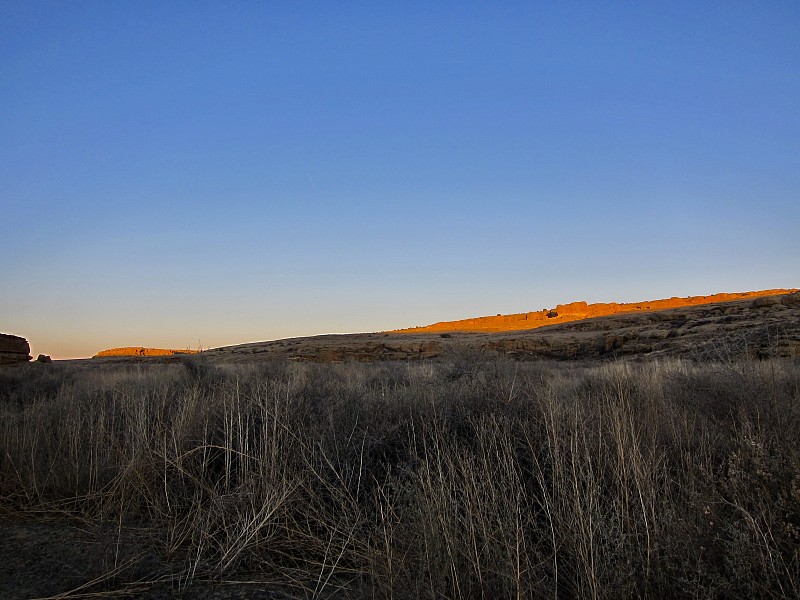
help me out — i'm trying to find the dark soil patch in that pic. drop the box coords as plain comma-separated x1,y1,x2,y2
0,518,295,599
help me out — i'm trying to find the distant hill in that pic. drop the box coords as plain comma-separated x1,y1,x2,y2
87,289,799,364
393,289,796,333
197,289,799,363
94,347,199,358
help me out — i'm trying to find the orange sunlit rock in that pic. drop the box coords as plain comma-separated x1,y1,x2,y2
393,289,797,334
94,347,199,358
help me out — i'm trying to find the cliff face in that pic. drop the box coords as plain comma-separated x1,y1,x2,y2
484,290,800,361
0,334,32,365
394,289,797,334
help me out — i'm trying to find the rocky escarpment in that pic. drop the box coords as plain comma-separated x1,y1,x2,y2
201,291,800,364
86,290,800,366
484,291,800,360
0,334,32,365
394,289,797,334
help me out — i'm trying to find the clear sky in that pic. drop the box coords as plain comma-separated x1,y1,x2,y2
2,2,798,359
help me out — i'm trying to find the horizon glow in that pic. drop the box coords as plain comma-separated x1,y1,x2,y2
2,2,799,359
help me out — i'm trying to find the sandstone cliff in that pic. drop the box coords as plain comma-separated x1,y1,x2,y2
393,289,796,334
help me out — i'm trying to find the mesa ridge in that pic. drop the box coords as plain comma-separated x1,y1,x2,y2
393,288,796,333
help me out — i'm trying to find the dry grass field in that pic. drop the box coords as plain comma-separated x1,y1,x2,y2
2,291,799,598
2,351,799,598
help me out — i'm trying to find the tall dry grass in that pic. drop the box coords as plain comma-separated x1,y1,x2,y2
1,353,798,598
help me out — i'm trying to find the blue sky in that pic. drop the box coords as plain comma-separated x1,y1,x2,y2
2,2,798,358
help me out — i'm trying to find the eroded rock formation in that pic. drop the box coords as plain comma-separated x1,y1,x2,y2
0,334,32,365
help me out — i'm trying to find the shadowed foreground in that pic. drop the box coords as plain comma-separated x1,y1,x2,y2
1,351,798,599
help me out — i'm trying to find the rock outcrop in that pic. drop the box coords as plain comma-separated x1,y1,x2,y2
0,334,32,365
393,289,797,334
483,291,800,360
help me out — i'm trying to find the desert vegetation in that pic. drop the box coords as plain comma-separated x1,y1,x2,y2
1,351,799,598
